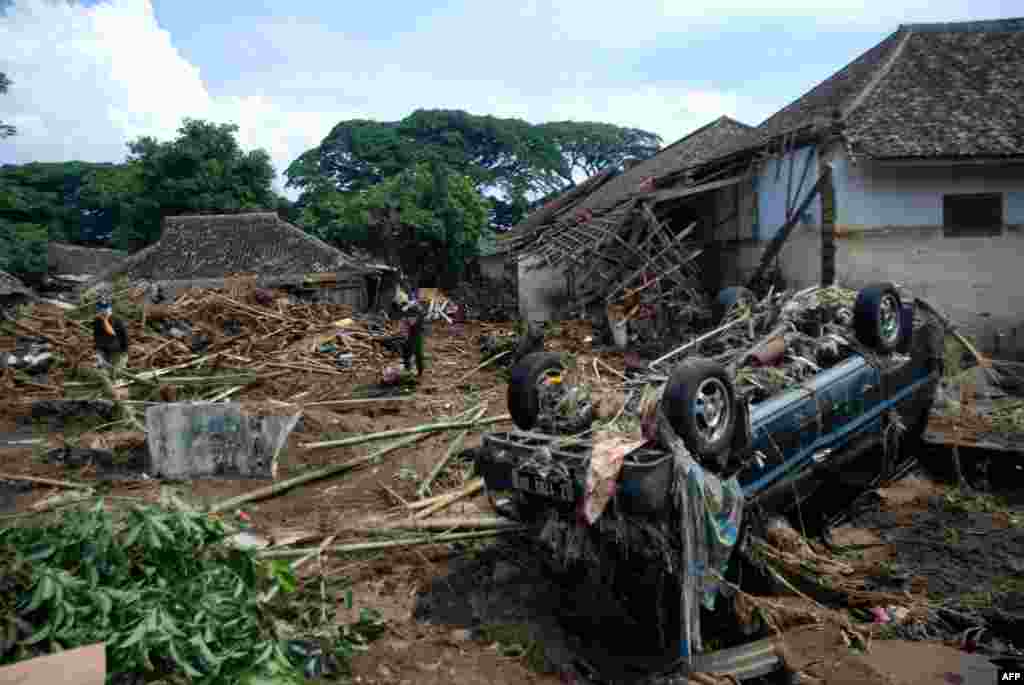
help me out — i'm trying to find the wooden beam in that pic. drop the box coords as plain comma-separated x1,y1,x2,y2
747,168,829,289
647,174,746,205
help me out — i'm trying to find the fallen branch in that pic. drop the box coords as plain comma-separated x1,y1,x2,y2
302,397,414,411
349,514,516,532
417,406,486,497
0,471,92,490
210,407,482,513
649,315,752,369
449,350,511,388
256,528,527,559
300,413,511,450
413,477,484,520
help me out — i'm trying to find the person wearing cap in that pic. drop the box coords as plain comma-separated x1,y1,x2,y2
94,301,129,374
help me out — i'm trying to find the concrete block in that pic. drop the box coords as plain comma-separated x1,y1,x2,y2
145,402,301,479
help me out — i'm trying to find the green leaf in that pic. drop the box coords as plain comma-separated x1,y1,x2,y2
252,641,274,667
25,576,51,613
118,618,149,649
20,622,51,646
169,639,203,678
191,633,221,669
25,543,56,562
123,523,143,548
96,591,112,616
343,588,353,609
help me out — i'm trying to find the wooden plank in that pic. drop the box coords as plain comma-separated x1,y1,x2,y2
648,174,745,205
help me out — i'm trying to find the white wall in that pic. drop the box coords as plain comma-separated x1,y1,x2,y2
755,144,822,240
834,155,1024,228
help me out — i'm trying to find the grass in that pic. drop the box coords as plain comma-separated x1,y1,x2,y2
478,622,554,674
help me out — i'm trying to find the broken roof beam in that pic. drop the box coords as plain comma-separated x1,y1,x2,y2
747,168,829,289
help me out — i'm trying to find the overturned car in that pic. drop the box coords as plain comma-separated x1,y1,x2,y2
475,283,944,681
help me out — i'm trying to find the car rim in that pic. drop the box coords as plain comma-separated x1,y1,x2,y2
879,294,900,345
694,377,731,444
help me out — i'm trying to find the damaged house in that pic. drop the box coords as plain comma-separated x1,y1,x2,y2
509,18,1024,357
89,212,397,311
508,115,756,322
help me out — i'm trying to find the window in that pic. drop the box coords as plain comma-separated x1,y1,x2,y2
943,193,1004,237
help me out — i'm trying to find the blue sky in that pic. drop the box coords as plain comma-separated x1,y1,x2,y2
1,0,1020,195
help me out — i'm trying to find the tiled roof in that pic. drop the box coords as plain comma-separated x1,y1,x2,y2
93,213,377,284
695,17,1024,166
576,116,755,215
844,21,1024,158
509,116,755,235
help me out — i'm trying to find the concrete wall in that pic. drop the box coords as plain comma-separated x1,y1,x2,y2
834,156,1024,228
755,144,822,240
517,255,571,322
770,224,1024,358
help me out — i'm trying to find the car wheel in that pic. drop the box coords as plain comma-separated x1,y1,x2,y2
661,357,737,470
507,352,567,431
853,283,905,353
713,286,755,324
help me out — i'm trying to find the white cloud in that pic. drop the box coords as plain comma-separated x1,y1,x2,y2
0,0,338,194
3,0,991,203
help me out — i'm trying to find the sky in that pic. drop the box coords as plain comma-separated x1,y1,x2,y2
0,0,1020,197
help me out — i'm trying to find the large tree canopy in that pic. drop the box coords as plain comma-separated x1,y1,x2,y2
286,109,661,231
301,162,488,287
537,121,662,187
114,118,277,249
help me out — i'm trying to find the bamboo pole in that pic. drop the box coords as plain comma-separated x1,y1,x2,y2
417,406,486,497
347,513,515,532
449,350,510,388
300,413,511,450
209,407,483,513
256,527,527,559
413,478,484,520
0,472,92,490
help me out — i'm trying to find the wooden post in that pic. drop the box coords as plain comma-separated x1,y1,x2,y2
820,110,842,288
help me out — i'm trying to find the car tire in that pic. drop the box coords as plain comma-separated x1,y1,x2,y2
507,352,567,431
853,283,905,353
713,286,755,324
661,357,737,470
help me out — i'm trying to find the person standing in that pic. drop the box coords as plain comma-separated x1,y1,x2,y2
93,299,129,375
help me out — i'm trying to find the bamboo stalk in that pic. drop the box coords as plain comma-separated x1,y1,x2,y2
302,397,414,410
0,472,92,490
348,514,515,531
413,478,484,520
417,406,486,497
449,350,510,388
256,527,527,558
649,315,752,369
209,407,481,513
300,413,511,450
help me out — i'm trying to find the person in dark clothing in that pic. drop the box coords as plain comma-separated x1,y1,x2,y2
399,301,426,376
93,301,129,373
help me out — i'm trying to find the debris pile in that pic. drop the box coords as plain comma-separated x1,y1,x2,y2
0,283,411,409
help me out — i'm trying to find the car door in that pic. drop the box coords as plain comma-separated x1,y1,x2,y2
741,355,881,507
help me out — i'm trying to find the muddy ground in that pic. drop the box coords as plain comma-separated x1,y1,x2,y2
2,319,1023,684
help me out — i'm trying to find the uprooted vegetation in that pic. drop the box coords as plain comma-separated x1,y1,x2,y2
0,498,386,683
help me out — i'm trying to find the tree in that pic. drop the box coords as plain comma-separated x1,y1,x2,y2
0,162,120,244
301,163,488,287
537,121,662,187
0,72,14,139
285,110,565,202
117,118,277,249
0,222,48,283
